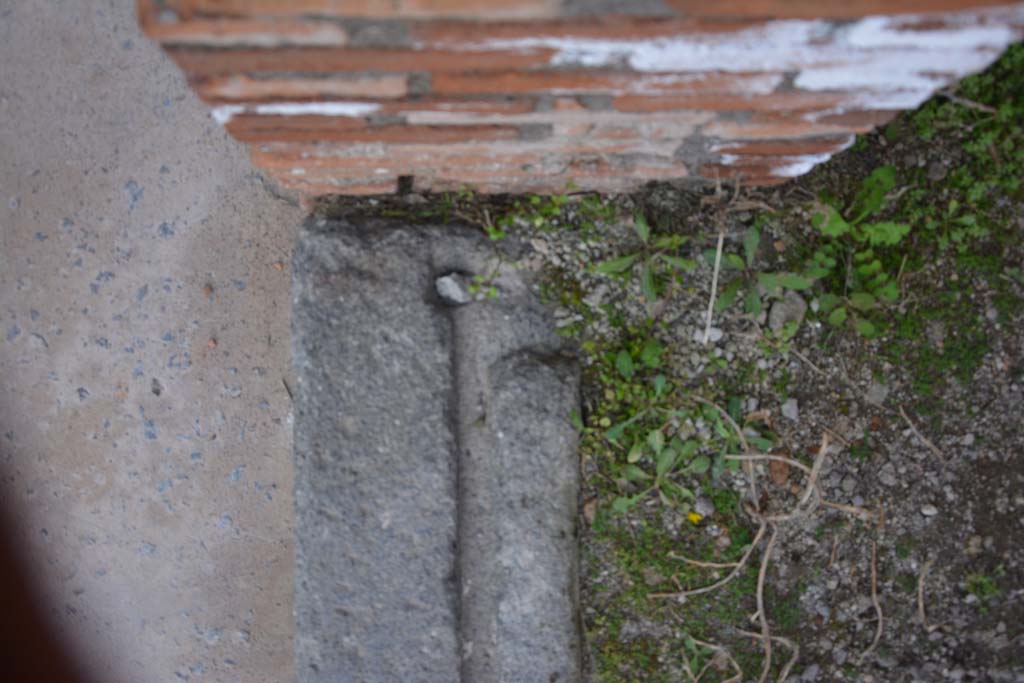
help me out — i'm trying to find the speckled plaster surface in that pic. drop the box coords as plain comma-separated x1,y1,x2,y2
0,2,301,681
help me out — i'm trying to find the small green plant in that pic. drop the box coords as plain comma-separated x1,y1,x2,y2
808,166,910,337
467,273,499,300
966,567,1003,610
593,213,695,302
498,189,618,239
590,331,776,515
712,224,815,317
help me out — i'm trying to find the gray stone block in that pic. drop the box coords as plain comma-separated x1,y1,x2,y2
292,218,581,683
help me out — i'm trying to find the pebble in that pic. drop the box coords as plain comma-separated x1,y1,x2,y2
435,274,471,305
694,496,716,517
768,291,807,333
921,504,939,517
878,462,898,487
865,381,889,405
966,535,983,555
961,433,975,446
781,398,799,421
801,664,820,681
927,161,948,182
692,327,723,343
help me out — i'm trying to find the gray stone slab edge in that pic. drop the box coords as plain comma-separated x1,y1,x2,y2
292,217,581,683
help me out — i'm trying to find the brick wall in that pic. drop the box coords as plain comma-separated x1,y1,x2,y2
139,1,1024,196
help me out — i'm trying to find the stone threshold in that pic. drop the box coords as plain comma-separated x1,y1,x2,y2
292,217,581,682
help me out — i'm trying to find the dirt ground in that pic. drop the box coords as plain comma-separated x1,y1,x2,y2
556,45,1024,683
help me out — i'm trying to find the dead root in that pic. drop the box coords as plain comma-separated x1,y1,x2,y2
654,433,888,680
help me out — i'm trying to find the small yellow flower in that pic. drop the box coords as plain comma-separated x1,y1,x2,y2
688,511,703,525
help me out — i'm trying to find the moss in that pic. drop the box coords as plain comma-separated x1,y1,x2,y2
895,537,914,560
896,573,917,595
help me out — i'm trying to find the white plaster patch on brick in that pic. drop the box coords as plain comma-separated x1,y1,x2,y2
211,104,245,125
460,19,830,71
793,9,1022,105
210,101,380,124
462,8,1022,107
159,25,350,48
254,102,381,117
715,134,856,180
203,75,407,101
845,14,1016,50
793,49,999,94
772,153,837,178
832,90,937,112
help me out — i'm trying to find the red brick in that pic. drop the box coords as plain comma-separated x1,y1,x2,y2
713,136,853,156
699,162,788,186
378,98,538,116
703,112,854,140
141,17,349,47
664,0,1014,19
414,16,764,46
613,91,849,114
154,0,562,20
197,74,408,102
431,70,781,97
227,118,524,144
277,177,399,196
274,152,686,196
812,110,903,132
252,141,651,172
167,46,554,79
139,0,1022,197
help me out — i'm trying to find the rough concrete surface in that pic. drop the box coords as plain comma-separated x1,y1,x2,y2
451,264,581,683
292,219,581,682
0,2,302,681
292,224,462,682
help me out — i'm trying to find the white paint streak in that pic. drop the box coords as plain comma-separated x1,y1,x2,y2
470,20,831,72
210,102,380,125
772,153,836,178
253,102,380,117
455,6,1024,112
716,135,856,179
845,15,1015,49
211,105,244,125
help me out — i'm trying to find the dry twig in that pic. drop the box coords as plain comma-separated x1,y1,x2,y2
898,406,946,461
692,396,750,453
820,500,879,521
692,395,759,508
702,229,725,346
917,559,941,633
659,431,889,680
755,527,779,683
669,553,740,569
937,89,998,114
859,540,884,664
690,637,744,683
724,453,813,476
737,630,800,683
650,523,768,600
